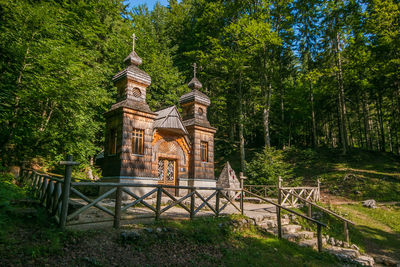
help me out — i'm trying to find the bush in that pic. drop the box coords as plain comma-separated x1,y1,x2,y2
245,147,293,185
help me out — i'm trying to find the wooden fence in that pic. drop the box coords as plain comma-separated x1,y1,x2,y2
279,179,320,207
20,156,337,252
243,185,276,198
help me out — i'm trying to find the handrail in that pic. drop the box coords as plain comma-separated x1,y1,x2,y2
281,188,354,225
243,189,326,227
24,168,64,183
71,181,240,191
244,185,276,187
281,186,317,190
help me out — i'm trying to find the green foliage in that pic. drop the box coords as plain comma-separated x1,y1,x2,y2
245,147,293,185
0,173,26,208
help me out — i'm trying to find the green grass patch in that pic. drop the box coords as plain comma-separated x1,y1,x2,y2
282,147,400,201
333,204,400,259
132,216,340,266
292,202,400,260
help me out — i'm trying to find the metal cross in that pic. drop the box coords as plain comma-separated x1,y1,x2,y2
132,33,137,51
193,63,197,78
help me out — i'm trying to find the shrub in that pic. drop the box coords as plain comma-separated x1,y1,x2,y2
245,147,293,185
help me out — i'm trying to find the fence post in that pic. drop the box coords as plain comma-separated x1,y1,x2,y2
190,188,195,219
317,223,322,252
344,221,349,244
215,189,220,217
276,176,282,238
308,203,312,218
155,186,162,220
114,187,122,229
239,172,246,215
59,155,79,228
317,179,321,201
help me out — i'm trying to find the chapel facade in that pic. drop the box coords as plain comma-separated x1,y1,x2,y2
100,42,216,196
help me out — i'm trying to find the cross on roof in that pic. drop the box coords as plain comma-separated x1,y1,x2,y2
192,63,197,78
132,33,137,51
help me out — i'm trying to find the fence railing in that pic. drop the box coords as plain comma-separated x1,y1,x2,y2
280,179,320,206
20,157,331,252
21,168,65,224
280,187,355,243
243,185,276,198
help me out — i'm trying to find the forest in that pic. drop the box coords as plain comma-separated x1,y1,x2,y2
0,0,399,175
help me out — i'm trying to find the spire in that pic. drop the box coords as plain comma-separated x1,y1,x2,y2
188,63,202,89
124,33,142,66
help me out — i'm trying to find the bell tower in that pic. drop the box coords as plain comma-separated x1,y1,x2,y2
179,64,216,180
102,34,156,179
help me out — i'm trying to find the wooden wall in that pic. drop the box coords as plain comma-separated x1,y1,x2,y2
120,108,155,177
186,125,215,180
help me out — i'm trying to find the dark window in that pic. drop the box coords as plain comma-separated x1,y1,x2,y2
132,129,144,155
200,141,208,162
108,128,117,155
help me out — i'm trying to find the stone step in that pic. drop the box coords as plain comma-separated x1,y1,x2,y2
298,239,318,249
283,233,302,242
258,218,290,229
282,224,302,234
252,213,276,222
297,231,314,240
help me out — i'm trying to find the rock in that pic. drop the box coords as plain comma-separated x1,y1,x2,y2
335,240,343,247
120,230,141,242
354,255,375,267
322,237,327,246
156,227,162,233
144,228,153,233
326,247,360,259
342,242,350,248
218,223,224,228
163,227,168,232
282,224,302,234
328,237,335,246
351,244,360,251
374,255,399,266
362,199,377,209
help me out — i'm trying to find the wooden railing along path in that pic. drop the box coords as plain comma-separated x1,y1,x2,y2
279,185,355,243
19,156,359,253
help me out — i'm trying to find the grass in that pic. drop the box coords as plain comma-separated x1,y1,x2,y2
0,173,344,266
292,202,400,261
283,147,400,201
332,203,400,260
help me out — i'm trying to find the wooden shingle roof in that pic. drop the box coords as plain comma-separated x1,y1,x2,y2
154,106,188,135
179,89,210,106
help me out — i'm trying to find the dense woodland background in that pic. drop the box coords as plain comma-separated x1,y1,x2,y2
0,0,399,178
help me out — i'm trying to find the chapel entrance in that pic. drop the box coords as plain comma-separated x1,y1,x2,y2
158,158,178,195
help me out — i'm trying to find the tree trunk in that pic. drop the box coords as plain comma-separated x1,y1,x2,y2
263,79,272,148
335,32,348,154
388,124,393,153
238,72,246,174
376,93,385,151
310,81,317,148
356,95,364,148
362,91,372,150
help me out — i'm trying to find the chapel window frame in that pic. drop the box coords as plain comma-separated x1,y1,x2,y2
200,141,208,162
132,128,144,155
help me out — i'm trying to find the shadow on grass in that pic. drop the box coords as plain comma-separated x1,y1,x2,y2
350,224,400,261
